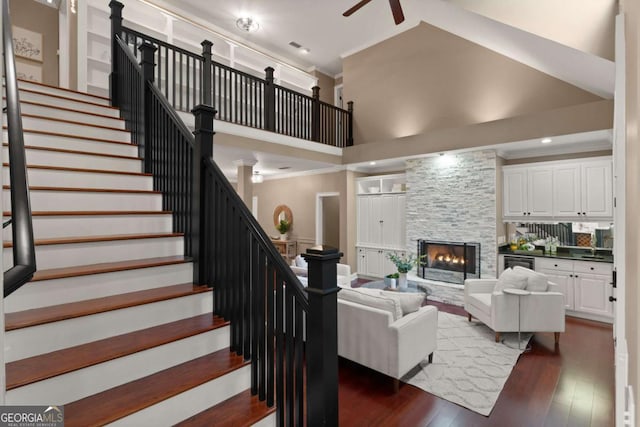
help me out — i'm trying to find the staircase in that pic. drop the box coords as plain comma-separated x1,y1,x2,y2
3,80,275,426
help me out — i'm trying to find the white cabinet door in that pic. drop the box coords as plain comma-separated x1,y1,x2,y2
380,195,398,247
553,164,581,217
365,248,385,277
581,160,613,218
368,196,383,246
527,167,553,217
356,197,370,245
538,269,574,310
574,273,613,317
503,169,528,217
357,247,367,274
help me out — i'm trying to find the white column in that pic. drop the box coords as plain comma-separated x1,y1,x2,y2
234,159,257,208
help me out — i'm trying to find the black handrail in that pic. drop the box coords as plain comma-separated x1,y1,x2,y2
111,13,353,147
114,25,341,425
2,0,37,297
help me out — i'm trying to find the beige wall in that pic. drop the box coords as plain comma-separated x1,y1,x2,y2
622,0,640,419
322,196,340,248
253,171,354,268
450,0,616,60
342,22,604,146
10,0,59,86
311,69,335,105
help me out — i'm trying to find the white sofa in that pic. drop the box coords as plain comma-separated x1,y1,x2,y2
290,255,352,287
464,266,566,344
337,287,438,380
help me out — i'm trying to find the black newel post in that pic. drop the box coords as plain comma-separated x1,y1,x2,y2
109,0,124,108
347,101,354,146
264,67,276,132
191,104,216,285
303,245,341,427
139,42,157,173
311,86,321,142
201,40,213,105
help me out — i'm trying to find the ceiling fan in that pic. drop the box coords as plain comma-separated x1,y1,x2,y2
343,0,405,25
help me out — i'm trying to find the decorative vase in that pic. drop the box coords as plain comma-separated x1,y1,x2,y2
280,233,287,241
384,277,397,289
398,272,408,289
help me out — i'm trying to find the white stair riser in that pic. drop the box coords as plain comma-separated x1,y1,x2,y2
3,190,162,211
3,130,138,157
111,366,251,427
16,81,111,106
3,167,153,190
4,214,173,241
3,236,184,270
13,116,131,143
16,90,120,117
5,263,193,312
6,102,125,129
2,147,141,172
6,326,228,405
5,292,212,362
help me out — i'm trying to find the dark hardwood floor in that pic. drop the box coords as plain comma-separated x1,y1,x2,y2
338,289,615,427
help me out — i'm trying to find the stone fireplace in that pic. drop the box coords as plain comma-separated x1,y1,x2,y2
406,150,498,282
417,239,481,284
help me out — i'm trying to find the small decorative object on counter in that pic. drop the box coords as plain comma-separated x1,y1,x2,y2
550,237,558,255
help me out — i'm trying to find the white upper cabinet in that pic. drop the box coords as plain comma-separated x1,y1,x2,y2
503,167,553,218
504,157,612,221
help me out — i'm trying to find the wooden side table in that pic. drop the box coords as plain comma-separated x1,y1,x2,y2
271,239,297,260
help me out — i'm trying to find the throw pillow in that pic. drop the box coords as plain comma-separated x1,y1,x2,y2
295,255,308,269
380,291,424,315
513,266,549,292
494,267,528,293
337,287,403,320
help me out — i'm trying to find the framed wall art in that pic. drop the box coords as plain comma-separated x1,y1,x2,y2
12,26,43,62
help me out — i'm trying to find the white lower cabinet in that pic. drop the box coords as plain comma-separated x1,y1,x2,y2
357,247,405,278
536,258,613,322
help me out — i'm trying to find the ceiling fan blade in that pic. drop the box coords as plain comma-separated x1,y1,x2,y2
343,0,374,17
388,0,405,24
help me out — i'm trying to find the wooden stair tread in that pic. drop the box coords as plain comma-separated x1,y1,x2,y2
5,283,210,331
4,232,183,248
6,314,228,390
18,113,130,133
63,348,246,427
2,128,134,146
175,389,275,427
3,163,148,177
3,210,172,217
7,98,125,121
2,185,160,194
14,87,119,110
31,256,191,281
3,142,141,161
16,78,112,102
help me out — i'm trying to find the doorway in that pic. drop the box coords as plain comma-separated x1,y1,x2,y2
316,192,340,248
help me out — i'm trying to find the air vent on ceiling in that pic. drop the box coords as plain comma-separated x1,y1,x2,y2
278,166,292,170
288,41,302,49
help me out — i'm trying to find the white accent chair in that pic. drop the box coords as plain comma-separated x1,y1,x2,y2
464,267,566,344
290,255,352,287
337,287,438,380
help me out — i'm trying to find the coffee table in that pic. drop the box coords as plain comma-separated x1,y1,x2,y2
362,280,431,297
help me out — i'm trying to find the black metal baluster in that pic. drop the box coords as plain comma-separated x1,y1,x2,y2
258,250,267,401
251,238,259,394
266,260,275,406
285,287,294,426
275,271,284,425
294,302,304,426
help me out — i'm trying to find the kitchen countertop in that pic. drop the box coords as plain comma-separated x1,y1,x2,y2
498,246,613,263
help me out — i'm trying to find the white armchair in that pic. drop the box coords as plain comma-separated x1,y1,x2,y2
464,267,565,344
290,255,352,287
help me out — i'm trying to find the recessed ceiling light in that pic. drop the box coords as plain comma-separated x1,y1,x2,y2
541,138,552,144
251,172,264,183
369,161,376,166
300,48,310,55
236,17,259,33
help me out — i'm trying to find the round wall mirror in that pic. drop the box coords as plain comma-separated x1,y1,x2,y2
273,205,293,228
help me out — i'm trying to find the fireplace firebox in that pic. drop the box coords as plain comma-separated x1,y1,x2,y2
417,239,481,285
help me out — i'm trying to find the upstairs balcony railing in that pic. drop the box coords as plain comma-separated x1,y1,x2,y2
111,6,353,148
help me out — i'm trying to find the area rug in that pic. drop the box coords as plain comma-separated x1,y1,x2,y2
402,312,531,416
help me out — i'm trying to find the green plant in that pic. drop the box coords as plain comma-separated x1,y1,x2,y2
385,272,399,279
276,219,290,234
386,252,422,273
